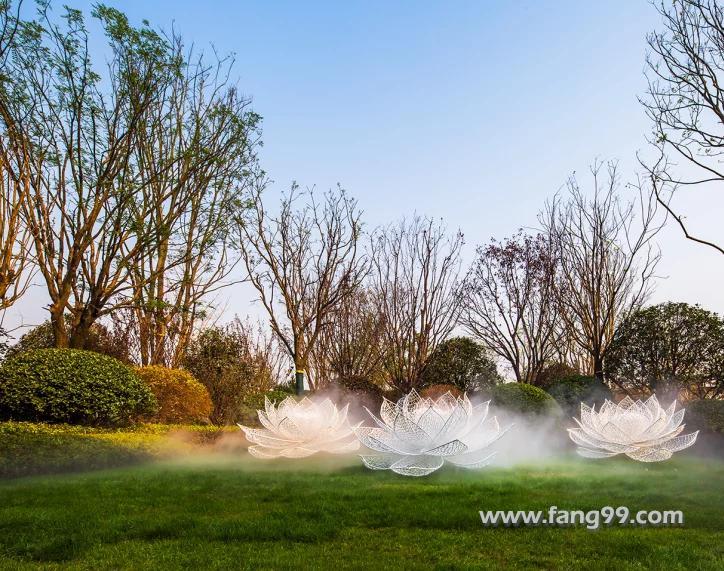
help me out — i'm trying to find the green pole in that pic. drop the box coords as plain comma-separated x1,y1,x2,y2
295,369,305,396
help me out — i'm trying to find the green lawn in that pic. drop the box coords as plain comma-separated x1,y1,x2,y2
1,451,722,570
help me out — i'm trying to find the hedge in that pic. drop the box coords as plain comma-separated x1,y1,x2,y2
0,348,156,427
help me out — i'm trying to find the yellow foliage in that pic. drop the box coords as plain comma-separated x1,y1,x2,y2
136,366,212,424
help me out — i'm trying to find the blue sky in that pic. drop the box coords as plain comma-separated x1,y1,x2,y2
7,0,724,330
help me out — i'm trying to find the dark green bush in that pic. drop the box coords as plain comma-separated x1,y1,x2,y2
490,382,562,417
0,349,157,426
686,400,724,434
547,375,612,415
242,387,296,411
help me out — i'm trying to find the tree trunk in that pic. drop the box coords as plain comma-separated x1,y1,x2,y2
68,307,97,350
593,354,604,382
50,308,69,348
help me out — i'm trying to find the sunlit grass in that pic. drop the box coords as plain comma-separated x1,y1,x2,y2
0,453,722,569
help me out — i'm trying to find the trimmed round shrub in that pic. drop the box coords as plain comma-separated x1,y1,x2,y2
136,366,212,424
490,382,562,417
0,349,156,426
547,375,612,416
686,399,724,434
420,384,463,400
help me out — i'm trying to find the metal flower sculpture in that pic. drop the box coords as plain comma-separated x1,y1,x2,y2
239,396,360,458
355,390,509,476
568,395,698,462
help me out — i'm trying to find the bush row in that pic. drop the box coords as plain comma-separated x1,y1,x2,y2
0,346,296,428
1,345,722,434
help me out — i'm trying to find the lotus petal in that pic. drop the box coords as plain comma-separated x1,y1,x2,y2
390,454,444,477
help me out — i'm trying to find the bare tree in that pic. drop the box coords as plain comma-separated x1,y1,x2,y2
0,1,33,314
371,216,463,393
310,288,387,386
0,4,179,347
237,185,367,394
642,0,724,254
125,38,261,367
461,231,559,384
541,161,663,381
0,132,33,313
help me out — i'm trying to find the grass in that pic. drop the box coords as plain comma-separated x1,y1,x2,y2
0,445,723,570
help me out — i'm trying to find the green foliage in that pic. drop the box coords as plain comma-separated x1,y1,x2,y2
0,327,11,360
136,366,212,424
4,318,131,363
606,302,724,399
0,421,232,478
686,400,724,434
490,382,562,417
547,375,612,415
0,349,156,426
183,326,277,425
421,337,501,392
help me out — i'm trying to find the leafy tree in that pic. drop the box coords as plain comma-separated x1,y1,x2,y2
420,337,500,392
183,321,287,425
0,2,178,348
606,302,724,399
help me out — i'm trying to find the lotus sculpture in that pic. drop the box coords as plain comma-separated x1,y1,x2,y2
239,396,360,458
568,395,698,462
355,390,509,476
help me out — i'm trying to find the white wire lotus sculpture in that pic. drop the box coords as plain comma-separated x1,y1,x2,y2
239,396,360,458
355,390,509,476
568,395,698,462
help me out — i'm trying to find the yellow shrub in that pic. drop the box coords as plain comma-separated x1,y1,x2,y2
136,366,212,424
